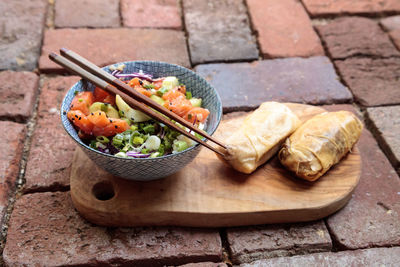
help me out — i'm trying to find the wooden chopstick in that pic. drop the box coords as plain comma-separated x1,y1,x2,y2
59,48,227,150
49,52,226,157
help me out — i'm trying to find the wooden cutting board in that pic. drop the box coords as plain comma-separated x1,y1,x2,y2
70,103,361,227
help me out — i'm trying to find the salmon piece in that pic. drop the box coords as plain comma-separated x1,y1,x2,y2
185,107,210,124
92,119,129,137
94,87,115,106
176,85,186,95
164,96,192,117
153,79,164,90
68,109,128,137
88,111,109,128
162,89,185,101
128,77,141,87
70,91,94,115
134,86,152,97
67,110,94,134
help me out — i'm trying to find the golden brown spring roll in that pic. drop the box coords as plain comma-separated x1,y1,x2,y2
217,102,301,174
278,111,363,181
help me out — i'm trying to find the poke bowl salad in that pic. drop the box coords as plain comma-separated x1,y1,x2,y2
65,64,211,159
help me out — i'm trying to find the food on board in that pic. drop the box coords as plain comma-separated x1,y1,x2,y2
278,111,363,181
216,102,301,174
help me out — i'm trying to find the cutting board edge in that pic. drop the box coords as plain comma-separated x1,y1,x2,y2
70,179,358,227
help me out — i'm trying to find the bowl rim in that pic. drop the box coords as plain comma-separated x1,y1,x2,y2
60,60,223,161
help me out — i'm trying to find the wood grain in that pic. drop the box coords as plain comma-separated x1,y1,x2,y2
70,103,361,227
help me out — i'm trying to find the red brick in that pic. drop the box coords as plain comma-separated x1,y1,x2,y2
389,29,400,50
195,57,352,112
0,121,25,222
55,0,120,28
0,0,47,70
302,0,400,17
380,15,400,31
316,17,400,59
335,57,400,106
0,71,39,122
23,76,79,193
247,0,323,58
367,106,400,170
121,0,181,29
39,28,191,72
3,191,222,266
322,104,400,250
183,0,258,64
242,247,400,266
226,221,331,264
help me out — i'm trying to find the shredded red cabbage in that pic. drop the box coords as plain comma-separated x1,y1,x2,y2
97,143,120,155
114,72,153,82
126,151,151,158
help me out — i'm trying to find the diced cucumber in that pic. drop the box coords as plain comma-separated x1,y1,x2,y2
150,95,165,106
189,98,202,107
176,134,197,147
115,94,151,122
172,140,188,152
89,102,120,119
89,102,103,113
162,76,179,90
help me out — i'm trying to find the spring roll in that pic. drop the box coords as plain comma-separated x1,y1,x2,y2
278,111,363,181
217,102,301,174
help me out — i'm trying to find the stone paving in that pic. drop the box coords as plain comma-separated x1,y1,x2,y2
0,0,399,266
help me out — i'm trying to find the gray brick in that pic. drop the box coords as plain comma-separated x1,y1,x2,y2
0,0,48,70
183,0,258,65
195,57,352,112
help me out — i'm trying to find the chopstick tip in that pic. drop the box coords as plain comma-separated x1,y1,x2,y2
60,47,69,54
48,52,58,60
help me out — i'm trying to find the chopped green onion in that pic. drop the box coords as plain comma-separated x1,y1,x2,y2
78,98,83,102
130,124,138,131
141,148,149,154
158,144,165,155
143,124,155,134
163,139,172,150
112,134,124,147
121,143,131,152
89,140,97,149
186,92,192,99
122,130,132,141
131,130,140,137
115,152,128,158
166,130,179,140
74,91,79,96
96,136,109,144
157,87,169,96
96,142,107,149
143,84,155,89
132,136,144,145
173,140,188,152
150,152,160,158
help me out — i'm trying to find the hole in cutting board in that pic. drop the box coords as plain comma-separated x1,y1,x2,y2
92,181,115,201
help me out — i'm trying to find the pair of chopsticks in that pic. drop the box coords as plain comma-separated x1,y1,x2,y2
49,49,227,156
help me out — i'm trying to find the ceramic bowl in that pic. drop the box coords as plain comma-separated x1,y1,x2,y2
61,61,222,181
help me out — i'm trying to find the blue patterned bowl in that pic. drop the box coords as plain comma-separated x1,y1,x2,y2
61,61,222,181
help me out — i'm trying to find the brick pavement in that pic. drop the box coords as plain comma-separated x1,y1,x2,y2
1,0,400,266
